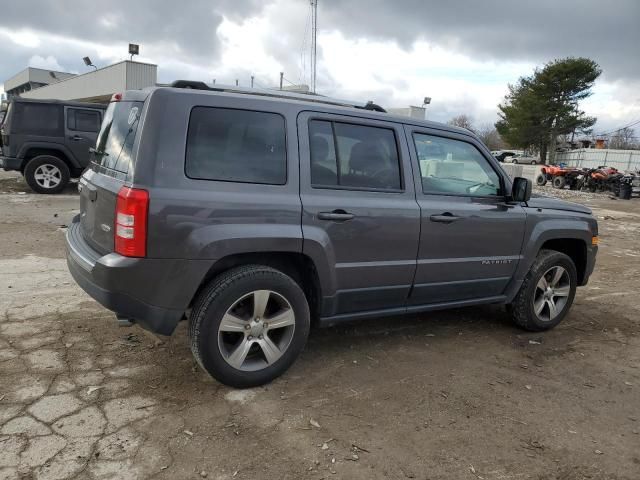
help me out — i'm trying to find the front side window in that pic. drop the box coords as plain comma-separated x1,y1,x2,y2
68,108,101,132
186,107,286,185
414,134,501,196
309,120,401,191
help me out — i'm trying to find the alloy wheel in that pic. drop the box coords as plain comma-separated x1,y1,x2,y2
217,290,296,371
532,266,571,322
34,164,62,189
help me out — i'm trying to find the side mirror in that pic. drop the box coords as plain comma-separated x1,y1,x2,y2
511,177,532,202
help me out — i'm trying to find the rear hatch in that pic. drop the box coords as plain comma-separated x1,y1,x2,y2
79,99,143,254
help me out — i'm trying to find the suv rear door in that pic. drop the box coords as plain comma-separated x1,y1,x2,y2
298,112,420,316
64,106,103,168
78,100,143,254
405,125,527,306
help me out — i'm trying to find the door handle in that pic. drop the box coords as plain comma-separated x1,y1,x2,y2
69,135,83,141
318,210,354,221
430,212,462,223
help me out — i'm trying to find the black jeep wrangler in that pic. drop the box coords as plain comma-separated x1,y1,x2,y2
0,98,105,193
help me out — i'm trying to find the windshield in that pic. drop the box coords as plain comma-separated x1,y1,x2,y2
92,101,143,174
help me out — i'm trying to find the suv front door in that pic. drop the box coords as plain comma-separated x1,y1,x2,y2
298,112,420,317
405,126,527,307
65,107,102,168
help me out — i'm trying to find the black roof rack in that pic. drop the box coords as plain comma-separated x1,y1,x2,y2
168,80,387,113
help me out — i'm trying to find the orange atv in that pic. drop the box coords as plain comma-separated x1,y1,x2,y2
536,164,583,189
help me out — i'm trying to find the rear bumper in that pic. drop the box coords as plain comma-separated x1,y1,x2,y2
65,218,210,335
0,155,22,171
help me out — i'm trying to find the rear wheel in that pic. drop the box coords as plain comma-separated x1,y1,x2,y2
509,250,577,331
511,159,518,164
620,183,632,200
24,155,70,194
189,265,310,388
530,160,537,165
552,176,566,189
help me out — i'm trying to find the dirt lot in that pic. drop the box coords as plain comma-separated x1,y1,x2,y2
1,171,638,480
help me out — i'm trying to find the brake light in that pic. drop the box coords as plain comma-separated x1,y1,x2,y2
115,187,148,257
111,92,123,102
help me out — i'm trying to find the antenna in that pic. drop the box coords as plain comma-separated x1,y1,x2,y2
310,0,318,93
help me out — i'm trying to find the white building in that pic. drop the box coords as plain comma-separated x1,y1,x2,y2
3,61,157,104
387,106,426,120
4,67,76,98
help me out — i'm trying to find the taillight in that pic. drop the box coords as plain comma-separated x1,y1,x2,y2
115,187,148,257
111,92,123,102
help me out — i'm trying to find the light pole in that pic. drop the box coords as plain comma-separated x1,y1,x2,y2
422,96,432,119
83,57,97,71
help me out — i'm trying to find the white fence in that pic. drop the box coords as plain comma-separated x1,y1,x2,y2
555,149,640,171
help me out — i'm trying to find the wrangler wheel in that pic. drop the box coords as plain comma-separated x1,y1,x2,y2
24,155,70,194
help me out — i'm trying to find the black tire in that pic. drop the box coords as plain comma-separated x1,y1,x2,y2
189,265,310,388
530,161,537,165
511,159,518,164
23,155,70,194
552,176,566,189
620,184,632,200
535,174,547,186
509,250,577,332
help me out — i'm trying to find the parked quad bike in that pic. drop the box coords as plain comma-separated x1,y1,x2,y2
536,164,583,190
580,166,620,193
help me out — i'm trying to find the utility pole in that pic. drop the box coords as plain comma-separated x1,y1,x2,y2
251,76,254,88
279,72,284,90
310,0,318,93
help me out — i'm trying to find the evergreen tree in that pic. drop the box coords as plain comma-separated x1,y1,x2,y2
496,58,601,163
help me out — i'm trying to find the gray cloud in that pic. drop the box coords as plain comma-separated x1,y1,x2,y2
0,0,264,62
2,0,638,84
320,0,640,82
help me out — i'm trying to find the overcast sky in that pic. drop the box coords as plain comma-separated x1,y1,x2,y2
1,0,639,133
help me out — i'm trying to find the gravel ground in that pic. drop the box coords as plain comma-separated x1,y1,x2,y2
0,171,639,480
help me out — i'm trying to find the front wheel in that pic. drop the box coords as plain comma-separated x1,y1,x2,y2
535,174,547,186
189,265,310,388
24,155,70,194
509,250,577,331
511,159,518,164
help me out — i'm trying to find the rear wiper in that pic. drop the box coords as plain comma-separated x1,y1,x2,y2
89,147,109,156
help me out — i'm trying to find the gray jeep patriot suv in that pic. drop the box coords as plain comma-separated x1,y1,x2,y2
66,82,598,387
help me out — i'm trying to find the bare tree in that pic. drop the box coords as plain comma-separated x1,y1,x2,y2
609,127,637,150
448,114,475,132
476,124,504,150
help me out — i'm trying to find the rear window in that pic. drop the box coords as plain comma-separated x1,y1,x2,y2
13,102,63,136
67,108,101,132
309,119,402,191
92,101,143,174
185,107,286,185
